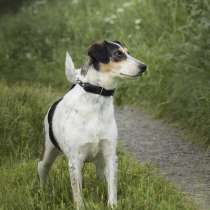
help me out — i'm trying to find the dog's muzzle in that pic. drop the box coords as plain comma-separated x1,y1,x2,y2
138,64,147,74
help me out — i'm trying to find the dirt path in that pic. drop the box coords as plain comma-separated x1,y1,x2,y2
116,107,210,210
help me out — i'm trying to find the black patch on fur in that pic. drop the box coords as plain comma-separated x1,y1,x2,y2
47,84,76,151
88,41,110,70
87,40,127,69
48,98,62,151
112,49,127,62
105,40,120,52
104,41,127,62
112,40,123,46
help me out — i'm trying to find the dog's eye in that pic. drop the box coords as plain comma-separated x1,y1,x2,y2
113,50,124,57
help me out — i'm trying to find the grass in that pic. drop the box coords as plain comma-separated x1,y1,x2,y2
0,156,194,210
0,81,198,210
0,156,197,210
0,81,62,165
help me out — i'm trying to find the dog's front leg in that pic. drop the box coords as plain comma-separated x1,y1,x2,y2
103,143,118,208
68,157,84,210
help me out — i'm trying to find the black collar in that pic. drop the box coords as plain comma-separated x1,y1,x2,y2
77,81,115,97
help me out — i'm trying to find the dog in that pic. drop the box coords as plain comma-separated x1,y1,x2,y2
38,40,147,209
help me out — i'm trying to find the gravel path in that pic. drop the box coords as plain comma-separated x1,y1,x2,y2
116,107,210,210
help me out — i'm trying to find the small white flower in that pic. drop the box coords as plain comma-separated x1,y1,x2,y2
104,15,116,24
128,34,132,39
35,0,46,6
117,8,124,13
72,0,79,4
135,19,142,25
123,2,133,8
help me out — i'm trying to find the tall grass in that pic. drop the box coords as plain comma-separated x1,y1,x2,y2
0,0,209,144
0,81,60,165
0,155,197,210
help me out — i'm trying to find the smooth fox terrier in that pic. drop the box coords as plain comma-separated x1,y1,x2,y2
38,40,147,209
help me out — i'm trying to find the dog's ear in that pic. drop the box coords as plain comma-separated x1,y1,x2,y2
65,51,77,83
113,40,124,47
113,40,122,45
88,41,110,64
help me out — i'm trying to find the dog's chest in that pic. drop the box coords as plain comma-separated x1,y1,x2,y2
53,87,117,151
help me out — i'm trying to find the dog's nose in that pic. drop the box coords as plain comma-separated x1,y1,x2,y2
138,64,147,73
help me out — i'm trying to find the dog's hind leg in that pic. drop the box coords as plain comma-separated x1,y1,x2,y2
38,142,59,186
38,118,60,186
38,137,59,186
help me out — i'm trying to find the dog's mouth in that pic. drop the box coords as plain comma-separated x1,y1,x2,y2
120,72,143,79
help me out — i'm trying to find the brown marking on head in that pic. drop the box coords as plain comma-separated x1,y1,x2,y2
87,41,110,70
87,40,127,70
123,47,128,53
99,59,126,73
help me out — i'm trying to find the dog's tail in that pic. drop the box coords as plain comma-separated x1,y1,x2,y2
65,51,77,83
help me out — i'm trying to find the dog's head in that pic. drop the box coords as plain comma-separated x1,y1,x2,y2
87,40,147,78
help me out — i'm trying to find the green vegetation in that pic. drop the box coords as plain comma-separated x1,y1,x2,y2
0,155,197,210
0,0,208,209
0,156,197,210
0,87,196,210
0,0,209,144
0,82,197,210
0,82,60,165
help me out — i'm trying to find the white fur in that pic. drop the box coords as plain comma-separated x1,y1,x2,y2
118,55,143,76
65,51,77,83
38,44,144,209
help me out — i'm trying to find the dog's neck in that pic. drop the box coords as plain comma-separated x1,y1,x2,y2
80,65,116,90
